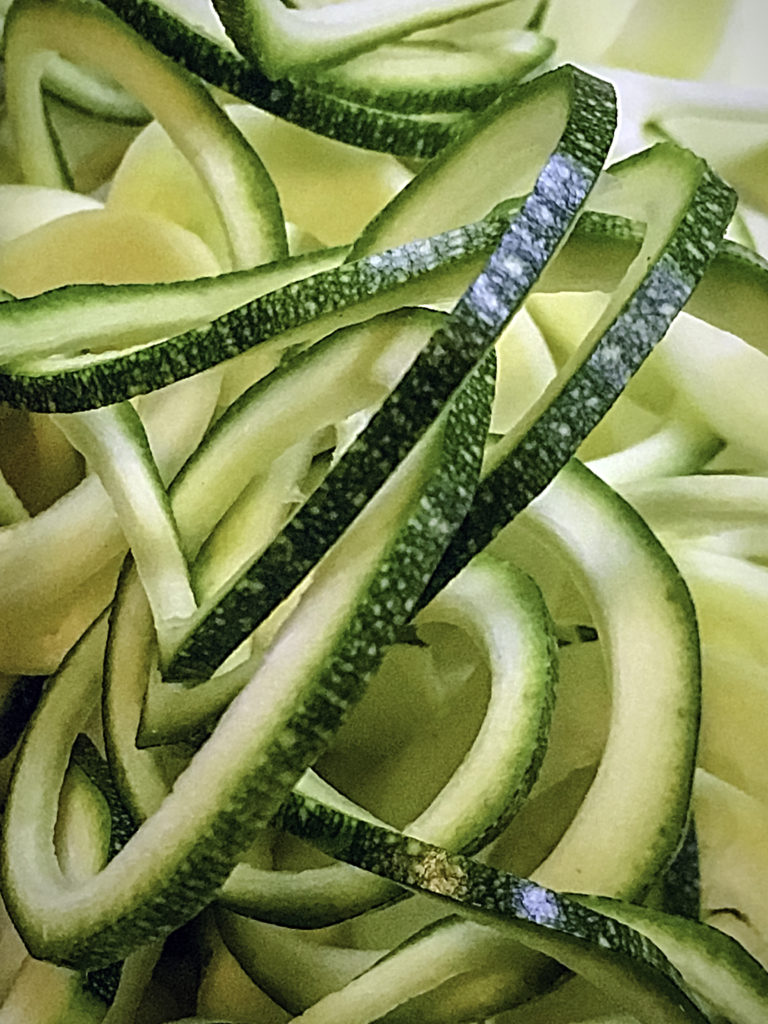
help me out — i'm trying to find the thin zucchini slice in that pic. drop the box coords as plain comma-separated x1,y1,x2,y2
428,142,736,596
219,553,557,927
55,404,196,665
0,245,349,369
96,0,463,156
211,0,514,80
349,64,615,257
1,350,493,968
0,211,497,408
3,0,286,269
304,29,554,113
164,64,615,681
275,795,710,1024
504,460,700,898
40,59,149,125
576,894,768,1024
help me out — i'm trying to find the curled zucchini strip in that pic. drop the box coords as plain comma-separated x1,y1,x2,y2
55,404,197,665
1,350,494,968
0,246,349,370
429,142,736,596
0,210,502,407
211,0,514,80
0,367,220,675
574,893,768,1024
305,28,554,114
165,64,615,681
220,553,558,927
3,0,286,269
515,460,700,897
275,793,710,1024
188,455,701,1019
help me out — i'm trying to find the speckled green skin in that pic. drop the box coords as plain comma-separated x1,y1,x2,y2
427,152,736,600
166,66,615,679
0,211,506,411
278,794,711,1023
2,351,493,971
94,0,462,156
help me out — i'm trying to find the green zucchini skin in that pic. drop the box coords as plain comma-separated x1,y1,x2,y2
0,212,503,411
3,0,286,270
575,894,768,1024
275,794,710,1024
164,65,616,681
426,148,736,600
1,351,494,969
0,208,759,419
0,245,349,369
94,0,462,157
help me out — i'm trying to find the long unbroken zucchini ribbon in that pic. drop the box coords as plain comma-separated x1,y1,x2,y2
6,2,768,1022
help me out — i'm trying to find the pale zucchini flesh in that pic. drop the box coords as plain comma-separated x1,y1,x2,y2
2,8,767,1022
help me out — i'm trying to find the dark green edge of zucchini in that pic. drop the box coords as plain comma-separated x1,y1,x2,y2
426,159,737,599
0,212,505,410
0,243,349,361
65,737,132,1005
165,65,615,679
3,355,494,970
276,791,711,1023
93,0,462,156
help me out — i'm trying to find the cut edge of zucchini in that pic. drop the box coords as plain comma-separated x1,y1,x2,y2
3,0,287,270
